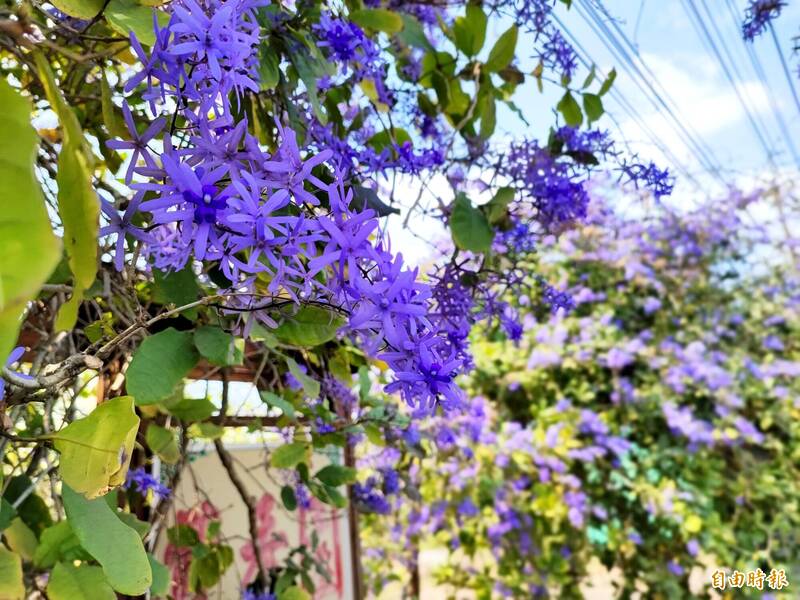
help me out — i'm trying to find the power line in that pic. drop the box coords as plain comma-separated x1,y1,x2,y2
768,21,800,119
696,0,779,165
681,0,776,168
591,0,725,174
722,0,800,167
552,12,702,187
575,0,727,183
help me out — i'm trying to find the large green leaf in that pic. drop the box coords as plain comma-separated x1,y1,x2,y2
148,553,170,598
274,306,343,347
0,79,61,361
557,91,583,126
62,485,152,595
126,328,199,405
279,586,311,600
449,193,494,254
47,562,115,600
315,465,357,487
153,267,199,308
35,55,99,330
453,5,487,56
271,442,308,469
106,0,169,47
48,396,139,498
0,547,24,600
166,397,216,422
50,0,104,19
194,326,243,366
4,519,37,561
350,9,404,34
485,25,518,72
145,424,180,464
33,521,90,569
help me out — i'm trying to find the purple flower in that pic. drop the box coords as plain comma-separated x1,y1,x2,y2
124,466,170,498
0,347,31,399
742,0,785,40
106,104,165,184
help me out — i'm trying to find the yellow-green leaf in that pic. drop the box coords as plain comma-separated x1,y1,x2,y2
50,0,104,19
0,79,61,362
106,0,169,47
35,55,99,330
0,547,24,600
62,485,152,595
47,562,115,600
3,519,37,562
48,396,139,498
145,424,180,464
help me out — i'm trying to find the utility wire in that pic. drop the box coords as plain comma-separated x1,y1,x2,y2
682,0,776,165
768,21,800,118
592,0,725,173
697,0,779,164
551,13,702,188
722,0,800,167
575,0,727,183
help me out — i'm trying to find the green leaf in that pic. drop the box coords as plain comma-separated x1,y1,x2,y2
49,0,104,19
0,500,15,533
350,9,404,34
0,78,61,361
47,562,115,600
187,422,224,440
100,74,126,139
453,5,487,56
152,267,199,308
479,93,496,138
35,55,99,330
2,476,52,537
485,187,514,224
271,442,308,469
106,0,168,47
450,193,494,254
581,64,597,89
166,524,200,548
366,128,411,153
260,392,296,419
4,519,37,561
145,425,180,464
557,91,583,126
285,357,320,398
258,45,281,90
397,14,431,49
598,67,616,96
0,547,24,600
62,485,152,595
314,465,356,487
485,25,518,72
166,397,216,422
275,306,343,347
147,554,170,598
48,396,138,499
280,485,297,511
126,328,199,406
193,326,243,366
279,585,311,600
582,93,604,123
33,522,90,569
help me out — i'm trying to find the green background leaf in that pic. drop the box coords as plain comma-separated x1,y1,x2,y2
126,328,199,406
62,485,152,595
450,193,494,254
194,326,243,366
47,562,115,600
485,25,518,72
271,442,308,469
145,424,180,464
350,9,404,34
0,547,24,600
274,306,343,347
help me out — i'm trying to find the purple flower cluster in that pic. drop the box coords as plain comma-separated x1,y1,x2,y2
742,0,786,41
106,0,462,411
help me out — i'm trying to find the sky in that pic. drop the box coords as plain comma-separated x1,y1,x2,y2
501,0,800,196
388,0,800,264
